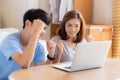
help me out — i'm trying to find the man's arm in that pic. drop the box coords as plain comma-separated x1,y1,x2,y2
11,20,44,68
11,32,39,68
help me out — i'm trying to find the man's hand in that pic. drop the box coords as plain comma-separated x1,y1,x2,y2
32,19,45,35
46,40,56,57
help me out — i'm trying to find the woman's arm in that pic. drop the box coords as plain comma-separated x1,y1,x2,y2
53,49,62,63
53,40,63,63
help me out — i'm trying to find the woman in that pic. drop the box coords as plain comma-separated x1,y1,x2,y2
51,10,93,63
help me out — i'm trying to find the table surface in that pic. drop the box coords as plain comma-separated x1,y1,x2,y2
9,58,120,80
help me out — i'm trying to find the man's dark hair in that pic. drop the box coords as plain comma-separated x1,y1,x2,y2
23,8,50,28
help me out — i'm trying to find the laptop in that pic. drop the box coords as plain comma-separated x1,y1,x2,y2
53,40,111,72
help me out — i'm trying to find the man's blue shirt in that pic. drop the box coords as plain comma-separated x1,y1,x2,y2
0,32,45,80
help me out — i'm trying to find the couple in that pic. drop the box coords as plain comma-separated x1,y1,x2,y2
0,8,93,80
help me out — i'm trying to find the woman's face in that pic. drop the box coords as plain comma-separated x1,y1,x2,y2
65,18,81,39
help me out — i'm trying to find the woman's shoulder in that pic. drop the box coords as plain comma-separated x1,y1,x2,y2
51,36,61,42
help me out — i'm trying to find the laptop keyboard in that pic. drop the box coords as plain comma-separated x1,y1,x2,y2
65,66,71,69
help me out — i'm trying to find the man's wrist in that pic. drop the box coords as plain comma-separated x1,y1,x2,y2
47,54,55,61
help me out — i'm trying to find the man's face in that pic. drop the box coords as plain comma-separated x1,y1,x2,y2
38,24,48,39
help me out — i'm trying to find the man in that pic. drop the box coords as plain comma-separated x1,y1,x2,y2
0,8,56,80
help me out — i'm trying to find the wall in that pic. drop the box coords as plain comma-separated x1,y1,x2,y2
0,0,50,40
93,0,112,24
0,5,1,28
0,0,112,40
1,0,39,30
39,0,50,40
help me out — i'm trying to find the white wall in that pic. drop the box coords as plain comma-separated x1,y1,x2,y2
0,0,50,40
39,0,50,40
93,0,112,24
1,0,40,30
39,0,50,13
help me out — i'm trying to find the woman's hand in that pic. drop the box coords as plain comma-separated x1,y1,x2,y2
56,40,64,53
85,35,94,42
52,40,64,63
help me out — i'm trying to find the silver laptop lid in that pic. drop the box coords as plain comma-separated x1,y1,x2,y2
70,40,111,71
